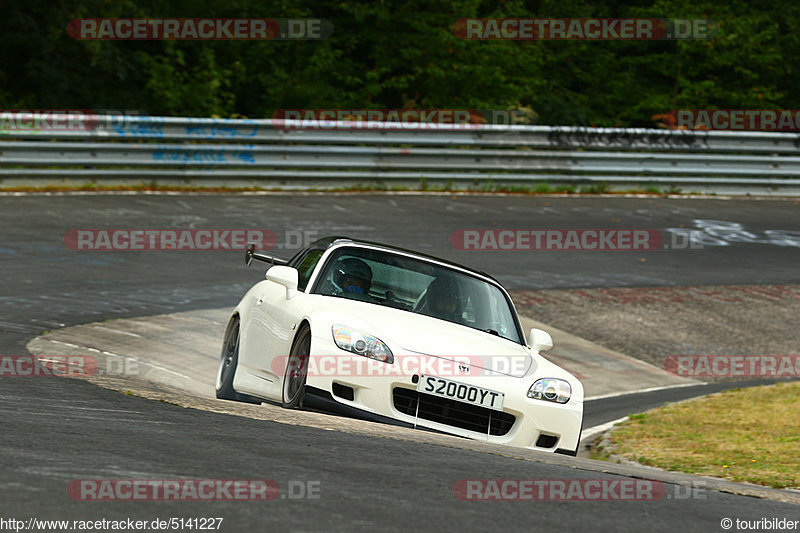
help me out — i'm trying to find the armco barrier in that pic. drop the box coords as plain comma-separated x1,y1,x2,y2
1,114,799,192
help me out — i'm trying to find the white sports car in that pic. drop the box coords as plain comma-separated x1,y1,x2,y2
216,237,583,455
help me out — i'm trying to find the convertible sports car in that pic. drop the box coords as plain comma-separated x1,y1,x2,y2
216,237,584,455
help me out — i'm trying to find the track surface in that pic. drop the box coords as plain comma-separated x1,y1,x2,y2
583,379,789,430
2,194,799,531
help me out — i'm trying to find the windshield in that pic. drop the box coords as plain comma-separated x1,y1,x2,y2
312,246,522,344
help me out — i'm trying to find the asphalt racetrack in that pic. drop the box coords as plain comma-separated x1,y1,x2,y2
2,193,799,531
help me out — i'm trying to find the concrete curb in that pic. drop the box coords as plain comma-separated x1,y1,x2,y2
24,308,800,504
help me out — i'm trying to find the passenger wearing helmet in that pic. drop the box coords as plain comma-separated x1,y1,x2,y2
333,257,373,296
420,276,465,323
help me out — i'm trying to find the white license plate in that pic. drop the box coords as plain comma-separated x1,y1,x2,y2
416,376,504,411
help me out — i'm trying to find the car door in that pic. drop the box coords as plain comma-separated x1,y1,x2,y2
239,249,325,398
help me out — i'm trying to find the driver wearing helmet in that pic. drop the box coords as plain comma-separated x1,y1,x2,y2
333,257,373,296
421,276,465,323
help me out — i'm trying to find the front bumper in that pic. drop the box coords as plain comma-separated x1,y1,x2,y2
305,334,584,453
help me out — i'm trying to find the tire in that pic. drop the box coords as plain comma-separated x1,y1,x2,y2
282,325,311,408
216,316,261,405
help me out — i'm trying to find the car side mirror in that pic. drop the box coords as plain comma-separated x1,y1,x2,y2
529,328,553,352
266,265,299,299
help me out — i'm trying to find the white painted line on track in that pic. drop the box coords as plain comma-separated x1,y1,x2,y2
45,339,194,381
47,340,80,348
580,416,630,442
585,381,706,401
92,325,142,337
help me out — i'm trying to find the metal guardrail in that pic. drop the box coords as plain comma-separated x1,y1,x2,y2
2,114,800,190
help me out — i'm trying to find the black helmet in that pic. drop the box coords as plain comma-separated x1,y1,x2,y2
425,276,465,318
334,257,373,294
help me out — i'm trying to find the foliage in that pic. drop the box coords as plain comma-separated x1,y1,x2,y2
1,0,796,126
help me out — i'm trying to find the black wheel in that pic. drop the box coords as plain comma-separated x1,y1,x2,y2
282,325,311,408
216,316,261,405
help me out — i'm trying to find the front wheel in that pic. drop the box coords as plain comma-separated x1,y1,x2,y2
282,325,311,408
216,316,261,405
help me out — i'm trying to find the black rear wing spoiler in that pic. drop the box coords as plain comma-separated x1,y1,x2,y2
245,243,289,267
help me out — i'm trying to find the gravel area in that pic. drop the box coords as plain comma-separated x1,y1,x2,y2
511,285,800,370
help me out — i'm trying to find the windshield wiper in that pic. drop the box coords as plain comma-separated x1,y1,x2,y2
484,328,500,337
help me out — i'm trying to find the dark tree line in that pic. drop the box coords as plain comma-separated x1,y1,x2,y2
1,0,796,127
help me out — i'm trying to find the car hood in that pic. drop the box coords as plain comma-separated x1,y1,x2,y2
308,296,534,377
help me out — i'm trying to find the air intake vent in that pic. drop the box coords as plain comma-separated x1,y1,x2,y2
535,434,559,449
332,383,355,401
393,387,515,436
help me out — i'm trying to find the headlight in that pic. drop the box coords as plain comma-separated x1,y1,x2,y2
527,378,571,404
331,324,393,363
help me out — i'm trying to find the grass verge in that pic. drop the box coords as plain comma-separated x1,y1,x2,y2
607,381,800,489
